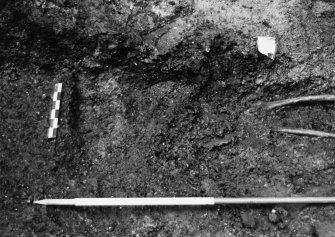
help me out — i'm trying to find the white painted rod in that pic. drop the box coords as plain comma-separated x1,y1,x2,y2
34,197,335,206
34,198,215,206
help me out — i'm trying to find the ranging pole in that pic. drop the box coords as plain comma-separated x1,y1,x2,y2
34,197,335,206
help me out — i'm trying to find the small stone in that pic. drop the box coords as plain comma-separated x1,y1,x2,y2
290,222,314,236
269,210,279,223
69,179,76,187
277,207,288,218
41,94,47,100
108,44,117,50
301,215,310,221
315,222,335,237
241,212,257,228
296,177,304,186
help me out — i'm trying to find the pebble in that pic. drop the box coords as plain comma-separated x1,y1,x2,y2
295,177,305,186
268,209,279,223
315,222,335,237
108,44,117,50
301,215,310,221
240,212,257,228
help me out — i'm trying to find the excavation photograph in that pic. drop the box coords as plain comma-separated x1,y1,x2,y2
1,0,335,236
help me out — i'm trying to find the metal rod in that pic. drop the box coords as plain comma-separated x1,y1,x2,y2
275,127,335,138
34,197,335,206
264,95,335,110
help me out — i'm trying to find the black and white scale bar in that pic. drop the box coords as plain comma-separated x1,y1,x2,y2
47,83,62,139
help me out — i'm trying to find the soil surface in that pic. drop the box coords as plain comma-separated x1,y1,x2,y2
1,0,335,236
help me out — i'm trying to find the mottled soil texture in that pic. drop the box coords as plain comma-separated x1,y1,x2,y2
1,0,335,236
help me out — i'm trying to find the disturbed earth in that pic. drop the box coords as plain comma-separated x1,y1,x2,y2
1,0,335,236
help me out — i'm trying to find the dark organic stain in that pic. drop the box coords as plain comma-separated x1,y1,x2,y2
262,20,271,28
0,0,9,11
69,75,82,131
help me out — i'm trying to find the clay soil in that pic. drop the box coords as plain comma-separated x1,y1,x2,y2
1,0,335,236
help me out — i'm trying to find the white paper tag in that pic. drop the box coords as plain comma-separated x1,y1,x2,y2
257,36,277,60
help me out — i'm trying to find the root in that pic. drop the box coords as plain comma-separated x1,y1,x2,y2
264,95,335,110
275,127,335,138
